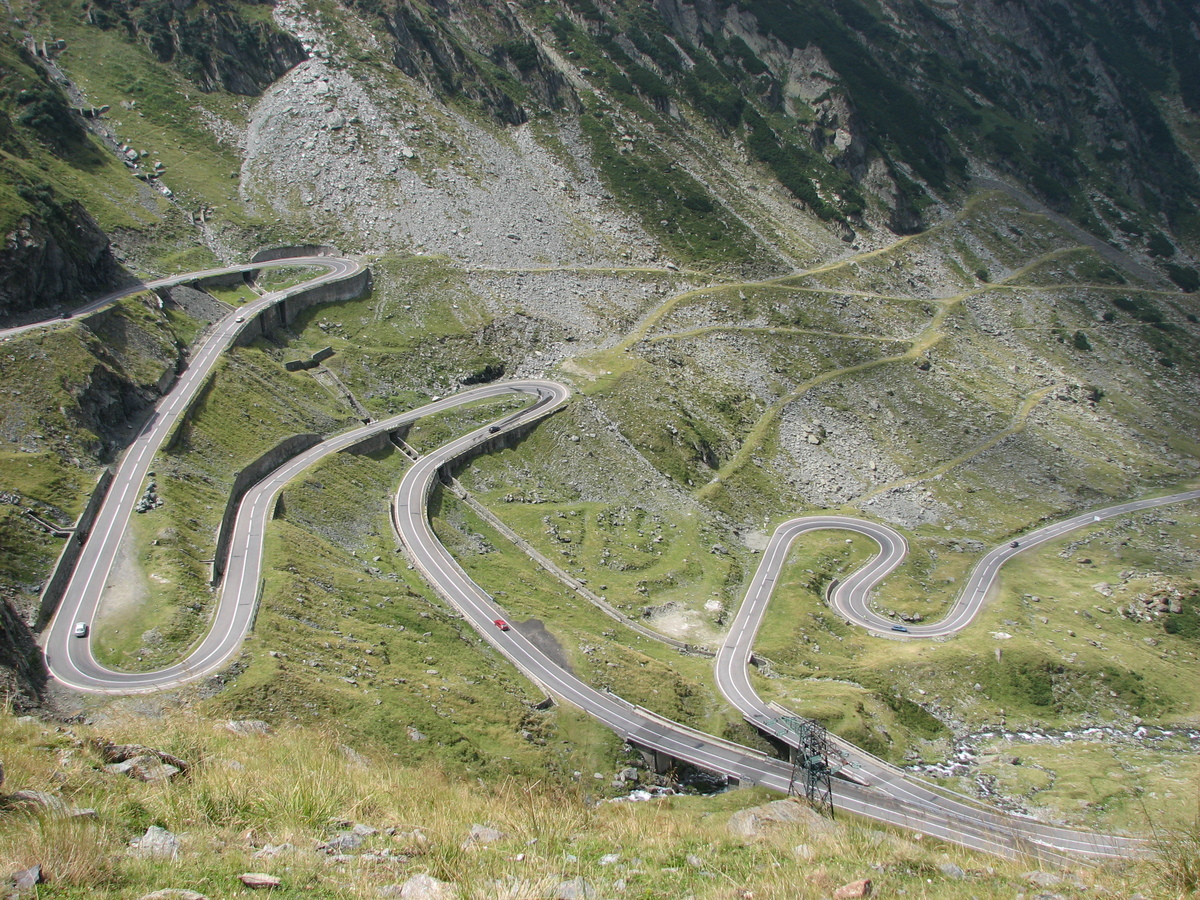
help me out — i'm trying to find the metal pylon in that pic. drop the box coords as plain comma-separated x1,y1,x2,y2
772,716,834,817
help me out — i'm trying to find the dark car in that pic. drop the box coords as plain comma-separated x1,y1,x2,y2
891,624,908,633
60,312,72,320
488,425,501,434
494,618,510,631
1010,541,1020,548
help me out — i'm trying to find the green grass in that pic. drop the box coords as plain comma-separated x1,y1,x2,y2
434,490,724,730
0,294,194,610
203,283,258,306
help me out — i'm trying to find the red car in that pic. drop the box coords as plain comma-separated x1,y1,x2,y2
494,618,510,631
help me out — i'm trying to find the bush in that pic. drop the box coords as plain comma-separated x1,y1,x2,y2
1146,230,1176,258
15,86,84,150
497,39,539,73
1166,263,1200,292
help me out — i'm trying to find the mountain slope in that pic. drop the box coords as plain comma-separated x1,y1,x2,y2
0,0,1198,846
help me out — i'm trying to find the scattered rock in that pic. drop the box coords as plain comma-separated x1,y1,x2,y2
727,799,834,840
105,755,181,782
8,865,42,892
553,876,597,900
91,739,190,776
131,825,181,860
320,831,364,853
792,843,815,860
253,843,293,859
138,890,209,900
7,790,69,814
239,873,282,889
226,720,273,736
339,744,370,767
939,862,965,879
832,878,872,899
1024,871,1060,888
462,823,506,847
406,726,427,742
378,873,454,899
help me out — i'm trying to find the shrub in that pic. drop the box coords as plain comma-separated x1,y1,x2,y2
1166,263,1200,292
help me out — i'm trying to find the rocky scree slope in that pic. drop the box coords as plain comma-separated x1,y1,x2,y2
3,0,1200,306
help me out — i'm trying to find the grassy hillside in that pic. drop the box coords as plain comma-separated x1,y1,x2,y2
0,712,1195,899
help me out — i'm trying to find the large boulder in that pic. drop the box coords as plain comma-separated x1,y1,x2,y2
726,799,835,840
378,873,454,899
131,826,181,860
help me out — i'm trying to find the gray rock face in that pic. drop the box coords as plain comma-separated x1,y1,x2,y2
131,825,181,860
0,202,120,323
7,790,68,813
138,890,210,900
320,831,364,853
225,719,274,736
8,865,42,892
105,755,181,782
0,599,47,712
727,799,835,839
378,873,454,899
1024,870,1061,888
239,872,282,889
552,876,597,900
461,823,506,847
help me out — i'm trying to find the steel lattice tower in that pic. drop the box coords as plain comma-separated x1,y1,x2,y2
772,716,834,817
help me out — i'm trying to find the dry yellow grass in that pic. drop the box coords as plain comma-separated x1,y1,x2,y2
0,709,1191,898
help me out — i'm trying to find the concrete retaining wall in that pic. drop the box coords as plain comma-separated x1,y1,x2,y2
193,271,252,291
234,267,371,347
164,368,219,452
439,408,565,481
343,430,393,456
210,433,322,585
251,245,342,264
35,468,113,631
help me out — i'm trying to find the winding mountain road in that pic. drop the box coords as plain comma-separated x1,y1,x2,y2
30,253,1198,860
40,255,363,689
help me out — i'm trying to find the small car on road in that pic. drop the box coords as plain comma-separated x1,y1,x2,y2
488,425,501,434
891,624,908,633
1010,541,1020,548
494,618,510,631
234,314,245,323
73,622,88,638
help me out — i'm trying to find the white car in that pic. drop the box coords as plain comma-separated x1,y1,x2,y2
73,622,88,638
234,314,245,323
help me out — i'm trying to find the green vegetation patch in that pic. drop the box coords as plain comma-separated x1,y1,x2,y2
579,105,765,273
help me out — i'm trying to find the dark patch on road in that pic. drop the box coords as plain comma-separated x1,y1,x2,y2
514,617,573,674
